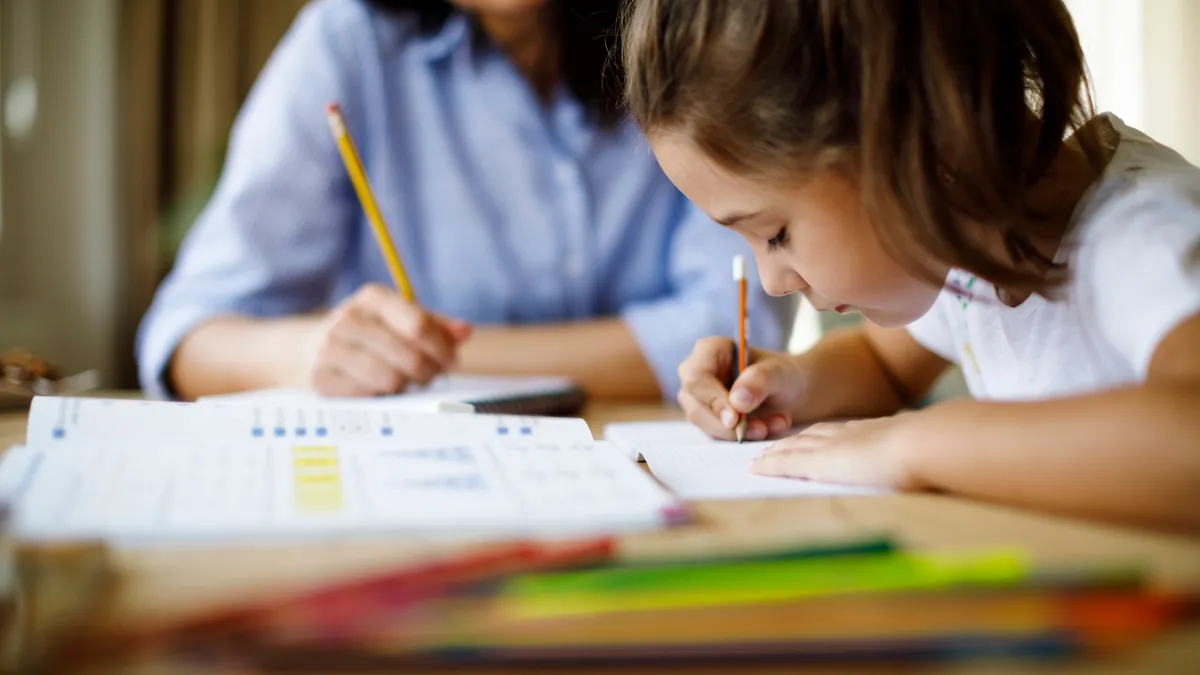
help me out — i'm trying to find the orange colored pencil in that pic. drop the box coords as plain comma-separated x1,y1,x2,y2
734,256,748,443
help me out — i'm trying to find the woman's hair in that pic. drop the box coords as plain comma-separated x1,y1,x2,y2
366,0,624,127
623,0,1103,295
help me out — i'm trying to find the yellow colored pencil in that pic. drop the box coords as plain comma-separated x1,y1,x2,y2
325,103,416,302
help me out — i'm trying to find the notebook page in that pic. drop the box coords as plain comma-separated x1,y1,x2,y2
604,419,858,461
13,435,682,543
603,420,712,460
640,443,888,500
26,397,594,446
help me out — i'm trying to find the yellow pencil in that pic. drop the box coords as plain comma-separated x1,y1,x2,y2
325,103,417,302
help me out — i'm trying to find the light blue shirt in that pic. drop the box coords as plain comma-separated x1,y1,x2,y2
137,0,790,399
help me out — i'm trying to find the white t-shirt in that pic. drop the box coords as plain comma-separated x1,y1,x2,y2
906,114,1200,401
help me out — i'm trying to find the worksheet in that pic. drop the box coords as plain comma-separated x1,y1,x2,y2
27,396,591,445
8,397,684,544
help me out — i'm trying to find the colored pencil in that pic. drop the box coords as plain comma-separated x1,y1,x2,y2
733,256,748,443
86,538,616,657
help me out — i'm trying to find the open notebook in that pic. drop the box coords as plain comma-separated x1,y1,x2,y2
604,420,887,500
0,397,685,545
198,375,586,416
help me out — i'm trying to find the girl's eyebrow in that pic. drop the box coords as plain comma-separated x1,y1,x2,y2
714,210,764,227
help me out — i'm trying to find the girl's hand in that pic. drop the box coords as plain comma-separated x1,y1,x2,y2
750,414,924,490
676,337,806,441
303,284,473,397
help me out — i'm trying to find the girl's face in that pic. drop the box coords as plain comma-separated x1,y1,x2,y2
650,133,943,328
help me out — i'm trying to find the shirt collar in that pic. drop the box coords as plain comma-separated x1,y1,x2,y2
414,11,472,63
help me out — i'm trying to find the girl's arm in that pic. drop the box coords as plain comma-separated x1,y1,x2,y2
678,322,949,441
899,313,1200,531
754,313,1200,532
786,322,952,422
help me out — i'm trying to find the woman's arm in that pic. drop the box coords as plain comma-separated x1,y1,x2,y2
170,316,320,400
457,318,661,399
137,1,364,398
172,314,662,402
900,313,1200,531
170,284,472,401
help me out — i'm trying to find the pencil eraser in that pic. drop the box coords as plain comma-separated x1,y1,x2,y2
732,255,747,281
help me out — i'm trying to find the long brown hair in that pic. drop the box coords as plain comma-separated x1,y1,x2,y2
623,0,1103,295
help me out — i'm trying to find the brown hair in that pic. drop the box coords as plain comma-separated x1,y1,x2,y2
623,0,1103,295
367,0,624,126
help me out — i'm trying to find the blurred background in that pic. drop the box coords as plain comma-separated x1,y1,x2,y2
0,0,1197,390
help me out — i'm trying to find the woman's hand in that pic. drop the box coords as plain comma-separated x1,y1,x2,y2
302,284,473,397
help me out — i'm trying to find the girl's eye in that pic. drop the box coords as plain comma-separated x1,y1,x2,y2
766,226,789,252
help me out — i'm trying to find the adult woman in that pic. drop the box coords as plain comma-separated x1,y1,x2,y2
137,0,789,400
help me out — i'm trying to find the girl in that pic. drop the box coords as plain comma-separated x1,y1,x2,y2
623,0,1200,531
137,0,789,401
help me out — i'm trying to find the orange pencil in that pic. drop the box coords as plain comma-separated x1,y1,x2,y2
733,255,748,443
325,103,417,303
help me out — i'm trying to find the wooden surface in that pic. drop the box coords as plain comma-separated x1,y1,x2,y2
2,401,1199,674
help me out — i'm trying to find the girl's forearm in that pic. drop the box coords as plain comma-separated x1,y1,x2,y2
899,384,1200,532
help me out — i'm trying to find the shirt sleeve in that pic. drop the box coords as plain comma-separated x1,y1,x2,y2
136,0,367,398
621,198,795,399
1081,190,1200,379
905,292,959,364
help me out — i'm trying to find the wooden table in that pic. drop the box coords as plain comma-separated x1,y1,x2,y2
2,401,1199,674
